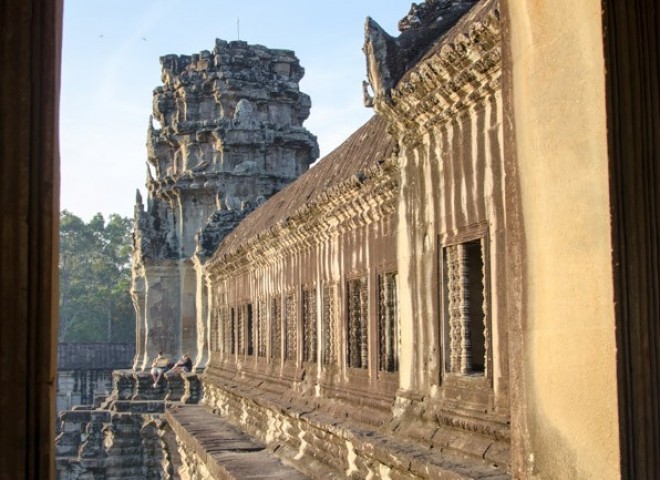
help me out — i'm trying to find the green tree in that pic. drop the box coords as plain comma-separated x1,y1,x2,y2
59,210,134,343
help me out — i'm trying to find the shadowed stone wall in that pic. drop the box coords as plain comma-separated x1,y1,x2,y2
56,343,134,412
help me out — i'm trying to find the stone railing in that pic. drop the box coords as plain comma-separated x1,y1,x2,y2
55,369,202,479
110,369,202,405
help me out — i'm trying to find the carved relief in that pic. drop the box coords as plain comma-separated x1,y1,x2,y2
209,309,218,352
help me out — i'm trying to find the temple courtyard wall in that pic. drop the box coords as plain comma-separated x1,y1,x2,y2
56,343,134,413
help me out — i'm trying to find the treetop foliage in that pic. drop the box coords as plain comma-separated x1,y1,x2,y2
59,210,135,343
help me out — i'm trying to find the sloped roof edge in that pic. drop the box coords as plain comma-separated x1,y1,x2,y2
213,113,395,260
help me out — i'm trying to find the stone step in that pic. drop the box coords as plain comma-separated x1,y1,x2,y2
166,405,309,480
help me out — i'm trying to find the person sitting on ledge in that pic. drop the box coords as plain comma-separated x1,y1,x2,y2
151,351,169,388
166,354,193,376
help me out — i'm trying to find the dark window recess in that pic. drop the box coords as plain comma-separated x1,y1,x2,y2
257,299,267,358
443,240,486,375
378,272,399,372
237,305,245,355
322,285,338,366
270,297,282,360
246,304,254,356
347,277,368,369
285,294,297,361
302,288,317,363
228,307,236,355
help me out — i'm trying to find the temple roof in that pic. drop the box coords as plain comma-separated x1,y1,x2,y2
216,113,395,257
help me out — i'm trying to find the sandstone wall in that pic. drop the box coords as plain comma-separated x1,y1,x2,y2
504,0,621,478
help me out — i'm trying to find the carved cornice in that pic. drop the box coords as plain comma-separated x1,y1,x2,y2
206,158,399,280
376,6,501,144
146,169,295,198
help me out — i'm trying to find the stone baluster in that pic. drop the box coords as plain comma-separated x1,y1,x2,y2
113,369,136,400
165,374,186,402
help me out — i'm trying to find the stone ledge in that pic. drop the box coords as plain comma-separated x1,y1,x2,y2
202,380,510,479
165,405,308,480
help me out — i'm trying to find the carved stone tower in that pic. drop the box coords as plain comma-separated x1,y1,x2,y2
131,39,319,370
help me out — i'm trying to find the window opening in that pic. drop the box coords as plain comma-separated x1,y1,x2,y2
347,277,368,369
378,272,399,372
443,240,486,375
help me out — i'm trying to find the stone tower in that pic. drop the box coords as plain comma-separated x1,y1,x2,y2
131,39,319,371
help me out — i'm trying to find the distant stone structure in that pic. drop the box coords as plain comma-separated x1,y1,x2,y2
56,343,134,412
131,39,318,372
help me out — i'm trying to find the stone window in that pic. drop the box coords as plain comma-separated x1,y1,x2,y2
217,306,229,354
227,307,236,355
284,293,298,361
209,310,217,352
443,240,486,375
237,305,245,355
302,287,317,363
257,298,267,358
246,304,254,356
270,296,282,360
322,284,338,366
347,277,369,369
378,272,399,372
210,309,219,352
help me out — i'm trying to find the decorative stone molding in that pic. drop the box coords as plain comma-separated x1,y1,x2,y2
207,158,399,278
370,1,501,144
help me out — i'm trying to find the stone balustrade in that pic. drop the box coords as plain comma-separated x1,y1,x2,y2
109,369,202,404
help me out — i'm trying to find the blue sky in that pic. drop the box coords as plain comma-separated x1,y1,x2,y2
60,1,410,220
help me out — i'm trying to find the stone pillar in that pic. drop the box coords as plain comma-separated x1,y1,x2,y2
194,260,210,370
143,264,181,369
0,1,62,478
131,275,146,370
179,259,197,360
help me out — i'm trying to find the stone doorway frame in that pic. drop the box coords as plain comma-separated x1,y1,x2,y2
603,0,660,477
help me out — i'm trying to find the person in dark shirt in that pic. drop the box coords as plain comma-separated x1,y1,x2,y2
166,354,192,375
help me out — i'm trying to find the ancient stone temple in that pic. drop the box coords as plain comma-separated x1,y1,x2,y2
45,0,654,478
131,40,319,371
